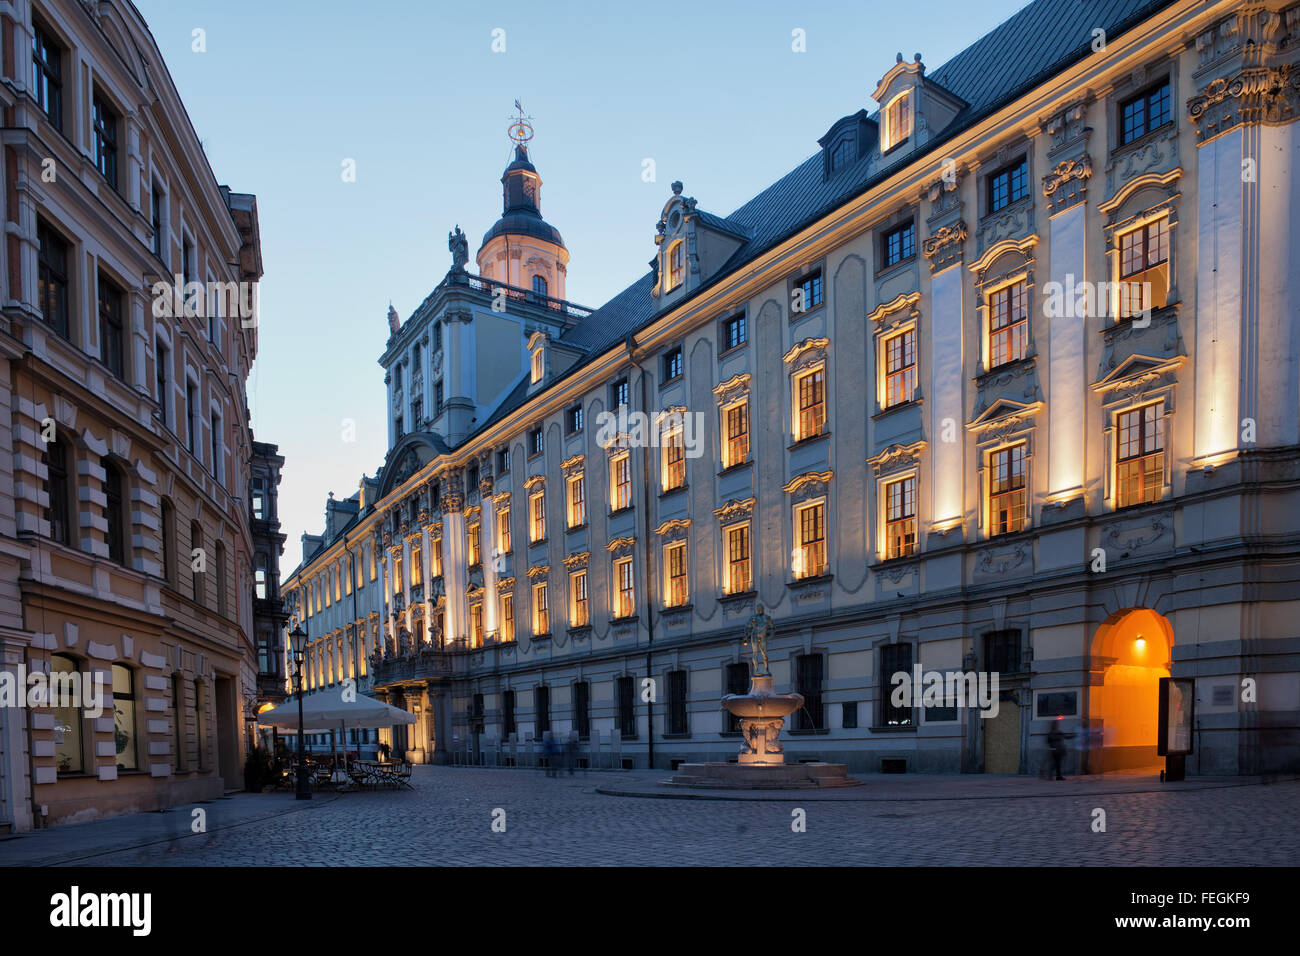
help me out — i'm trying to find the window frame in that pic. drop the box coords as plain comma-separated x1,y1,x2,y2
613,555,635,619
986,278,1029,370
881,90,912,152
881,219,916,270
988,442,1028,537
986,155,1029,215
1115,401,1166,509
792,365,827,442
1118,77,1173,147
663,540,689,608
723,521,751,595
792,499,827,580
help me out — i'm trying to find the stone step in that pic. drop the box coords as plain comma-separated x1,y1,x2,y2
664,761,862,790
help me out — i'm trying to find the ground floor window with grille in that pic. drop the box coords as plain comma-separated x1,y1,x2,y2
667,669,688,735
794,501,826,578
535,685,550,736
884,475,916,559
725,522,751,594
573,681,590,740
614,556,635,618
984,629,1022,676
617,675,636,738
879,642,913,726
989,443,1026,535
794,654,824,730
1116,402,1164,507
503,689,516,738
725,661,750,733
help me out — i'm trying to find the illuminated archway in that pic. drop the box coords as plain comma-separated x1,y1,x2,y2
1089,608,1174,771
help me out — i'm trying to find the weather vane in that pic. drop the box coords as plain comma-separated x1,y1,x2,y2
507,99,534,147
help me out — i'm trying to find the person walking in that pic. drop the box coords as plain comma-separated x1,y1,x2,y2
543,735,557,777
1047,720,1067,780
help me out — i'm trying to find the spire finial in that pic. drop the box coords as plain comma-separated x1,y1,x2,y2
508,99,534,148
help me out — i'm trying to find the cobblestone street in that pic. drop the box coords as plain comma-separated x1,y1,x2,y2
3,767,1297,866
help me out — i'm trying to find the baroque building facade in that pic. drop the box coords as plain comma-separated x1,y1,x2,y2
285,0,1300,777
0,0,269,830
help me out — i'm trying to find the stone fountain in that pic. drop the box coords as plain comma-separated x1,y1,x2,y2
664,605,860,789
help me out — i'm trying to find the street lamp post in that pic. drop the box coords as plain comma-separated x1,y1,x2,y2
290,622,311,800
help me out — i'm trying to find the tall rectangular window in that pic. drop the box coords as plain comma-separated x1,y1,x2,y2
1119,79,1171,145
611,378,630,409
92,94,119,190
880,643,913,726
884,328,917,407
795,654,825,731
528,427,543,456
172,676,186,770
796,270,823,311
1117,217,1170,318
664,541,688,607
567,474,586,528
885,476,916,559
1116,402,1165,508
431,539,442,578
535,685,550,736
724,523,751,594
503,689,516,737
186,380,198,454
722,401,749,468
661,427,685,491
103,460,125,565
666,241,684,291
610,453,632,511
155,341,170,427
410,544,422,587
662,346,683,382
529,490,546,543
470,602,483,647
32,25,63,130
42,439,72,546
501,592,515,642
210,412,221,479
497,507,511,554
37,220,70,340
569,570,588,627
989,443,1027,536
988,280,1028,368
667,670,688,735
532,581,549,635
151,183,165,257
617,676,636,738
722,313,746,351
794,367,826,441
52,655,82,773
573,682,590,740
97,275,125,379
567,404,584,434
882,91,911,150
467,522,481,567
882,220,915,268
614,556,635,619
794,501,826,579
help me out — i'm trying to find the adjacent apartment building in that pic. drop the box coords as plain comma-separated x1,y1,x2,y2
0,0,271,831
285,0,1300,777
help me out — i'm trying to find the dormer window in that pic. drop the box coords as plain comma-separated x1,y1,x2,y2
666,240,684,291
828,138,854,174
882,91,912,152
530,346,544,384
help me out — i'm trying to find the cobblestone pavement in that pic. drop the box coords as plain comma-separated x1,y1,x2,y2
3,767,1297,866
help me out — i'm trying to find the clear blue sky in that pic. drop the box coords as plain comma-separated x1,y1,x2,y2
132,0,1030,569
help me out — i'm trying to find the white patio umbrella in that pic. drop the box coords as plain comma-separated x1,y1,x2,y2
257,690,416,784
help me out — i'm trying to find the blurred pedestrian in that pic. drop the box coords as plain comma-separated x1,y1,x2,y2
543,735,557,777
1047,720,1067,780
566,734,578,775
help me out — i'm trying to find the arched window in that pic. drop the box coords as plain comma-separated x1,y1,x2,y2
190,522,204,604
531,274,547,296
112,662,138,770
666,240,684,291
52,654,84,774
102,457,126,564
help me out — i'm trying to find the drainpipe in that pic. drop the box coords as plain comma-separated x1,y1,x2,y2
626,334,655,770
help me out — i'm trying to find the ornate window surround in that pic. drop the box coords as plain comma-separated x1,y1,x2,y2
1089,353,1184,508
966,400,1043,538
784,337,830,443
970,236,1039,376
868,291,923,414
1097,168,1183,323
714,373,752,469
867,441,925,562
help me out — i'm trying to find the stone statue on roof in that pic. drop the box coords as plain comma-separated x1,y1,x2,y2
387,303,400,336
449,225,469,272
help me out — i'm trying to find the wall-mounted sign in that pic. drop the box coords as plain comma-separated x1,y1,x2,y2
1157,677,1194,756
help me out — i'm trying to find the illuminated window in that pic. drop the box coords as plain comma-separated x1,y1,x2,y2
666,240,684,291
569,570,589,627
470,603,483,647
1117,217,1170,319
793,501,826,579
497,507,511,554
392,555,402,595
661,426,685,491
664,541,688,607
410,545,422,586
431,538,442,578
1116,402,1165,508
793,367,826,441
532,580,549,635
529,490,546,543
500,592,515,642
610,453,632,511
881,91,911,151
988,280,1028,368
467,523,481,568
884,476,916,559
614,556,635,619
567,474,586,528
530,348,544,384
884,328,916,408
989,443,1027,536
721,401,749,469
724,523,751,594
1119,79,1171,146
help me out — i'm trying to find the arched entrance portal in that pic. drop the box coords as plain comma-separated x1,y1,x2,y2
1089,608,1174,772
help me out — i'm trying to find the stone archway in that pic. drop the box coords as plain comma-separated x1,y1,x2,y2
1088,608,1174,772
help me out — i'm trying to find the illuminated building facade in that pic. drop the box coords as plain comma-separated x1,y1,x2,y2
0,0,267,830
286,0,1300,776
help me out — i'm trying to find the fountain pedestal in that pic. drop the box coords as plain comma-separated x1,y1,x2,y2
661,674,860,789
